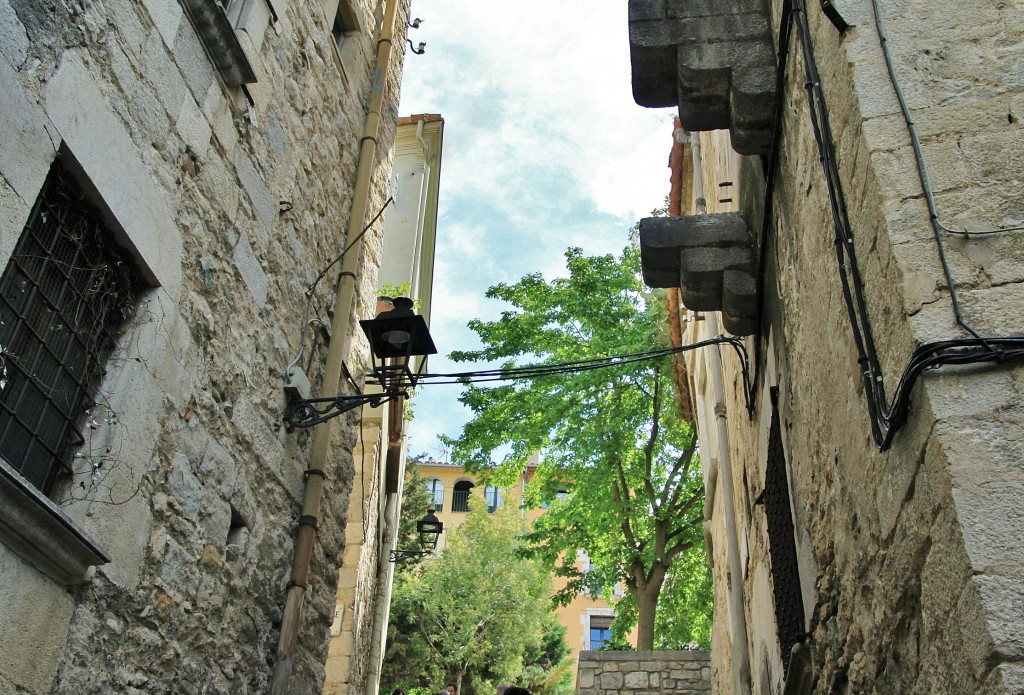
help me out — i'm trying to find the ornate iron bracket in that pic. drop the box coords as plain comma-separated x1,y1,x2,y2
389,548,432,563
284,390,403,430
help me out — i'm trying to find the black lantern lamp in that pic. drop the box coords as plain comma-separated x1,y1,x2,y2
284,297,436,429
390,509,444,562
360,297,437,392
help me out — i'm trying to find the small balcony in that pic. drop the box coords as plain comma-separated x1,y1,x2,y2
451,490,471,513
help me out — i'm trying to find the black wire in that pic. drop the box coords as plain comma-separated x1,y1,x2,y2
305,196,394,298
869,0,1024,241
413,337,755,414
870,0,1000,347
753,0,794,409
793,0,889,443
786,0,1024,450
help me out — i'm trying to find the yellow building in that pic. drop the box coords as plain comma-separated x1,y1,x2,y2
416,457,634,660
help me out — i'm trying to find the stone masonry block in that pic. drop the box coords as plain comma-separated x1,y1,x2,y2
624,671,649,688
578,669,595,688
629,0,776,154
974,575,1024,659
600,672,624,689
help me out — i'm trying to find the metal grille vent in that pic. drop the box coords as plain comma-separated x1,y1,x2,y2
764,393,806,669
0,164,138,494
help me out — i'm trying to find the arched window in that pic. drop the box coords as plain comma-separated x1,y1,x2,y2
452,480,474,512
425,478,444,511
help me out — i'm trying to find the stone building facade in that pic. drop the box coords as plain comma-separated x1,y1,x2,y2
632,0,1024,693
576,651,711,695
0,0,417,692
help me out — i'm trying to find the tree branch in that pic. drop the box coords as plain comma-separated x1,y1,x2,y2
643,373,661,507
666,437,698,509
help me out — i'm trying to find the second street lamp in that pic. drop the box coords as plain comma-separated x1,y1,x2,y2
390,509,444,563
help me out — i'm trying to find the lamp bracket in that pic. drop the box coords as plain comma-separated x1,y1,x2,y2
389,549,431,563
284,390,403,430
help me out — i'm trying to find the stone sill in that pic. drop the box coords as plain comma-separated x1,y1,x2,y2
0,458,110,586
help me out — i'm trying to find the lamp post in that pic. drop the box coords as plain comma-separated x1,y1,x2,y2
390,509,444,562
284,297,437,429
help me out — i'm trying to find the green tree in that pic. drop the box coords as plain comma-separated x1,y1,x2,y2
444,245,709,650
395,457,434,574
381,490,564,695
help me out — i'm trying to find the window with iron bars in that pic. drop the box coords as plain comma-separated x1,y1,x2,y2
763,389,806,670
0,162,139,495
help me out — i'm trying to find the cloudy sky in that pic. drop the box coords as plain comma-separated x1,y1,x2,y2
396,0,676,459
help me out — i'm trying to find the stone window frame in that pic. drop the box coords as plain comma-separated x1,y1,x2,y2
0,153,156,587
223,0,280,55
0,162,140,495
586,612,615,650
754,330,817,682
1,51,184,587
323,0,370,90
179,0,282,88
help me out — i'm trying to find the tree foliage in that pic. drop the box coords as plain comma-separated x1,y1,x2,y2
395,457,434,574
382,488,568,695
443,245,710,650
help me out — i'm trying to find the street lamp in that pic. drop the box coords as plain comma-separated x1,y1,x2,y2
284,297,437,429
390,509,444,562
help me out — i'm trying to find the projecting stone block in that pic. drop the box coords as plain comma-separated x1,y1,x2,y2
629,0,777,154
639,214,758,335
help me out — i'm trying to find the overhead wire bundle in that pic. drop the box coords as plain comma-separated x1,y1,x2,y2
774,0,1024,450
414,336,754,414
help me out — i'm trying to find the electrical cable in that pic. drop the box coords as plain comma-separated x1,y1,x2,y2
870,0,1024,239
783,0,1024,450
411,336,754,414
283,197,395,380
305,196,394,298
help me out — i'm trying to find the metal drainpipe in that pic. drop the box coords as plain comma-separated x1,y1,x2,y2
364,395,406,695
364,491,400,695
690,132,752,695
269,1,402,691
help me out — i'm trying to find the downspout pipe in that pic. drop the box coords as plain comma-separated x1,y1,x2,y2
691,132,752,695
270,1,402,691
365,389,408,695
364,490,400,695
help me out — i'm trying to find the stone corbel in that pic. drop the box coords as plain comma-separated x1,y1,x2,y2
629,0,777,155
639,214,759,336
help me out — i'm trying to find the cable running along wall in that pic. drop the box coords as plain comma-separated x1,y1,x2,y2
763,0,1024,450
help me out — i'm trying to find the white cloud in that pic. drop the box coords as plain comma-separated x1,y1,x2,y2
398,0,676,456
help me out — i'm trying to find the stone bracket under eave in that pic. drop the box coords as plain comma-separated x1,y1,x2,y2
639,214,759,336
628,0,777,155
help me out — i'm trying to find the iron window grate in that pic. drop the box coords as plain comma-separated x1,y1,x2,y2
764,393,806,670
0,163,138,494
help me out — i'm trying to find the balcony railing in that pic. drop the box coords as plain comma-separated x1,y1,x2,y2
451,490,471,513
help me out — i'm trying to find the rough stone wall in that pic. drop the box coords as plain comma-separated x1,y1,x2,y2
668,0,1023,693
575,651,711,695
0,0,411,692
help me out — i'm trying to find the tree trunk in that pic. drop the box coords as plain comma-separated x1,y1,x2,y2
633,568,667,650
